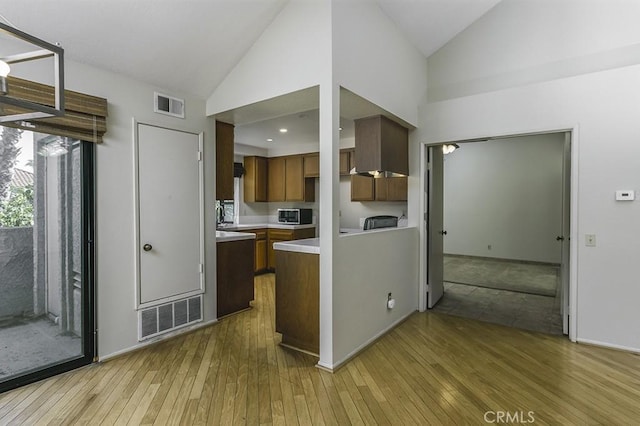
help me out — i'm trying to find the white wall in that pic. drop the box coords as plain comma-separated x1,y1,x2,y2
427,0,640,102
332,228,418,367
61,60,215,359
327,0,426,367
333,0,428,126
206,0,331,116
444,135,564,263
424,0,640,352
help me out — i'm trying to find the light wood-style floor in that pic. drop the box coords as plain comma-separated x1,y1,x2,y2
2,273,640,425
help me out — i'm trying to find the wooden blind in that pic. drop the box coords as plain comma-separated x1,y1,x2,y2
2,76,108,143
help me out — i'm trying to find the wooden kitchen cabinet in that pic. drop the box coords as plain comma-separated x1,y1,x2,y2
268,227,316,270
275,250,319,355
268,155,315,202
243,156,268,202
351,174,375,201
351,175,407,201
303,153,319,178
339,148,355,176
217,239,255,318
216,121,234,200
285,155,304,200
267,156,286,201
375,176,408,201
253,229,268,273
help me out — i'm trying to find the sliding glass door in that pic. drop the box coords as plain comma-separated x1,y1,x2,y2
0,127,94,392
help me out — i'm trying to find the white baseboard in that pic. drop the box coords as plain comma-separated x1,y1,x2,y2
577,338,640,355
98,318,218,362
317,310,416,373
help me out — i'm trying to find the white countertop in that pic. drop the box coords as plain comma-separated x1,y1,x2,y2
215,230,256,242
273,238,319,255
217,223,316,231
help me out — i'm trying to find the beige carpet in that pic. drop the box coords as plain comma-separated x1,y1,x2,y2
443,255,559,297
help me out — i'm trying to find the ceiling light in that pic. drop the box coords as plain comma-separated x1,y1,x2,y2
339,127,343,131
0,22,65,122
442,143,459,154
279,128,288,133
266,138,273,142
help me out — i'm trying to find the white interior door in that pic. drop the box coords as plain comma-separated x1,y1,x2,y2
427,146,444,308
136,123,203,306
560,132,571,335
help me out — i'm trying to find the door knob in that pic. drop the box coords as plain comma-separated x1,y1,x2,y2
556,236,564,241
143,244,153,252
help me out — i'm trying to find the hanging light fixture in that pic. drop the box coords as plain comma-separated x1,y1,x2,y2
0,21,65,123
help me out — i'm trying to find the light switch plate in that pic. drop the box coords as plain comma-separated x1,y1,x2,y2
585,234,596,247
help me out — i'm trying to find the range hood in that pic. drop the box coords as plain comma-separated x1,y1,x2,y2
354,115,409,177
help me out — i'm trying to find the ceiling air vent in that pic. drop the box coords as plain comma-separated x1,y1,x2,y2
154,92,185,118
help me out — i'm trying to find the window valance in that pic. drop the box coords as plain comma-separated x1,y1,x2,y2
2,76,108,143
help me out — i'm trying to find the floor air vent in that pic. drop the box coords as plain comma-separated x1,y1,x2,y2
138,295,202,341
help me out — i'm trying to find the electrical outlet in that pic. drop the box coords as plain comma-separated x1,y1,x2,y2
585,234,596,247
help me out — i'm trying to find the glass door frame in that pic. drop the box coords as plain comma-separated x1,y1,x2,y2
0,141,95,393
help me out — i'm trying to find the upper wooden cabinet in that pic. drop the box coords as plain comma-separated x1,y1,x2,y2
216,121,234,200
244,154,316,203
375,176,408,201
285,156,305,201
355,115,408,176
243,156,268,202
351,175,375,201
268,155,315,202
268,157,286,202
351,175,407,202
339,148,355,176
303,153,319,178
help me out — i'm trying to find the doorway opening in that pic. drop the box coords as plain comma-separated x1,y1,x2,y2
423,132,572,337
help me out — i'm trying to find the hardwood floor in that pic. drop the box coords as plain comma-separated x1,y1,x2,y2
1,273,640,425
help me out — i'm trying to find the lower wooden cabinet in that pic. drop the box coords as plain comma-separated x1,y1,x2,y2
275,250,319,355
268,227,316,270
253,230,268,272
216,239,255,318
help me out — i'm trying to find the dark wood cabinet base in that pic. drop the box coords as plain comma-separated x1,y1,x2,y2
275,250,319,356
217,239,255,318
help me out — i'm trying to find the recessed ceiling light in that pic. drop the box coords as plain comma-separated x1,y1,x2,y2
267,138,273,142
279,128,288,133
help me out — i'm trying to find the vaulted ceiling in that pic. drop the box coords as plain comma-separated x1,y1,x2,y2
0,0,501,99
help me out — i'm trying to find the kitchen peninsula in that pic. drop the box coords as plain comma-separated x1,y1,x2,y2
273,238,320,355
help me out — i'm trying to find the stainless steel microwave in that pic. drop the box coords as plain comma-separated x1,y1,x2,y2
277,208,313,224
